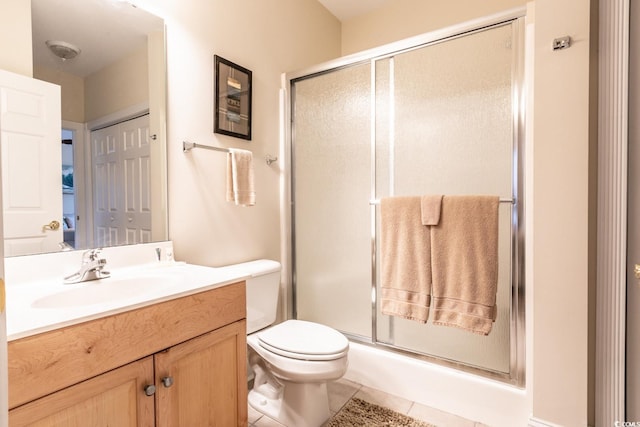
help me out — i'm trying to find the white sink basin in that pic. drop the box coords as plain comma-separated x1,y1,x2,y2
31,272,180,309
7,260,251,341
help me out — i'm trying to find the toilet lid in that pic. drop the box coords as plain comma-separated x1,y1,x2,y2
258,320,349,361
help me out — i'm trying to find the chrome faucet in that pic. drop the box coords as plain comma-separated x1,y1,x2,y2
64,248,111,284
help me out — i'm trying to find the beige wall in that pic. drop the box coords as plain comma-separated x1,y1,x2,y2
531,0,596,425
0,0,597,425
34,67,85,123
343,0,595,425
84,46,149,122
0,0,32,77
139,0,341,267
341,0,526,55
0,0,339,416
30,43,155,125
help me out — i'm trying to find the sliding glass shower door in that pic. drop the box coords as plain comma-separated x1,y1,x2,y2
292,63,372,339
291,18,524,379
374,24,515,373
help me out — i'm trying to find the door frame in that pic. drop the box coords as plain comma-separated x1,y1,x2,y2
62,120,87,250
597,0,630,423
626,0,640,420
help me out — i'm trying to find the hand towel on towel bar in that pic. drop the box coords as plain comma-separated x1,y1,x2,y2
430,195,500,335
226,148,255,206
380,196,432,323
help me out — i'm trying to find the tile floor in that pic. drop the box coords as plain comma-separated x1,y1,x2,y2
248,377,491,427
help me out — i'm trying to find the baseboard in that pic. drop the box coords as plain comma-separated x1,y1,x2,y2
528,417,563,427
530,417,594,427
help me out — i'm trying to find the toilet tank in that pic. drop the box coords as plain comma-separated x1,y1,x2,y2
233,259,281,334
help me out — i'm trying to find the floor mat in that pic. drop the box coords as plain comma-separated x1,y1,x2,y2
327,397,437,427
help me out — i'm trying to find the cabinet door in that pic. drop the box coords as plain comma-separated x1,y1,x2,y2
8,356,155,427
155,320,248,427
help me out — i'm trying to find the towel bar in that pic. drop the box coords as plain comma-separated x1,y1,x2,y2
369,198,515,205
182,140,278,165
183,141,229,153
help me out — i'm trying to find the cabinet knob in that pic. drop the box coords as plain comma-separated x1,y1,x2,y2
144,384,156,396
161,376,174,388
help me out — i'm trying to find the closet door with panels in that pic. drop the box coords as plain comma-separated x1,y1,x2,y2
91,114,151,247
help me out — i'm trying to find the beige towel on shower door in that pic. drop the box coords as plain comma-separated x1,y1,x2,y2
380,196,432,323
430,195,500,335
226,148,256,206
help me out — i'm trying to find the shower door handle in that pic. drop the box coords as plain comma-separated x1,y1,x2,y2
635,264,640,279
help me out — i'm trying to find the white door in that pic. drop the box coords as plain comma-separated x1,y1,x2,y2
120,116,152,244
91,115,151,247
91,123,119,247
0,69,62,256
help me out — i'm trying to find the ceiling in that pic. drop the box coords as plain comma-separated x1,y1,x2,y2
316,0,388,21
31,0,383,79
32,0,163,78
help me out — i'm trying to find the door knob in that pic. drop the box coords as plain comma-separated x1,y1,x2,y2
161,376,174,388
42,220,60,231
143,384,156,396
635,264,640,280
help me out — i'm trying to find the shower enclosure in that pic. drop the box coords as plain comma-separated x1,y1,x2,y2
287,12,525,383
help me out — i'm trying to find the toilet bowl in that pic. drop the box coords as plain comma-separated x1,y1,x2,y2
247,320,349,427
236,259,349,427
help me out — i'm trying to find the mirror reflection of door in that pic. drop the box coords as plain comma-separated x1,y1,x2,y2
0,70,62,256
29,0,168,256
91,114,152,247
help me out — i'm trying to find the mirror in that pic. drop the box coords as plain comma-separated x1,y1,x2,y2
19,0,168,257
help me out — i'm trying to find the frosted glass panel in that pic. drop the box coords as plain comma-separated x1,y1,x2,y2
291,20,522,377
375,24,514,373
293,64,372,338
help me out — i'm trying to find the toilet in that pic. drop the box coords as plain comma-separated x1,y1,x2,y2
238,260,349,427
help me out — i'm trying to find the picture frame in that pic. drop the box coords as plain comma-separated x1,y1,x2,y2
214,55,252,140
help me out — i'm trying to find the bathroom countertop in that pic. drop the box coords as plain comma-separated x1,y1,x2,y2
5,262,251,341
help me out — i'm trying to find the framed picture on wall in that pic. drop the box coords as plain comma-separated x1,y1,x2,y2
214,55,252,140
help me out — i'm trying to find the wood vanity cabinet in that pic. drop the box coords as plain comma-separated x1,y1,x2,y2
155,322,245,426
9,356,155,426
7,281,248,427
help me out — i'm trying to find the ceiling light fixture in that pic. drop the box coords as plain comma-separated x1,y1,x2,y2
45,40,81,61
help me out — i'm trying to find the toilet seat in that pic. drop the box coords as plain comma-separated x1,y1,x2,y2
258,320,349,361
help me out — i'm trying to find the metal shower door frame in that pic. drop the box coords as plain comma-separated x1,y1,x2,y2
286,8,526,386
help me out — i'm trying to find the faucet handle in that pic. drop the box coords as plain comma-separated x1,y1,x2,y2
82,248,103,262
